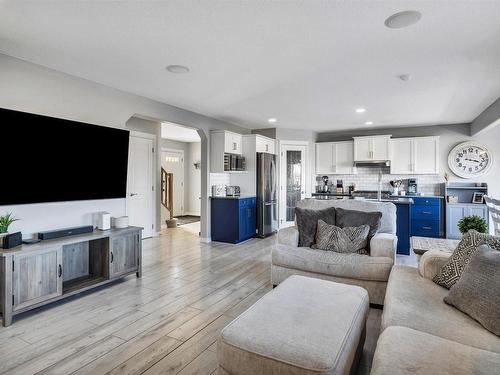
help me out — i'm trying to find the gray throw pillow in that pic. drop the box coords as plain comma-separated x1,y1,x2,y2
444,245,500,336
433,230,500,289
312,220,369,255
295,207,336,247
335,207,382,252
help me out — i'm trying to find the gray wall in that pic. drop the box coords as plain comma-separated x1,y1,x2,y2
471,97,500,135
0,53,249,239
251,128,276,139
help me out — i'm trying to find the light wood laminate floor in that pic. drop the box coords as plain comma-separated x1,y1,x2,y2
0,224,383,375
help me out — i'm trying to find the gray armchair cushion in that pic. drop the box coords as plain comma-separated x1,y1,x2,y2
295,207,336,247
336,207,382,252
273,244,393,281
444,245,500,336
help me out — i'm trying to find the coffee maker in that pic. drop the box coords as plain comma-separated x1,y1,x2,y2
407,178,418,195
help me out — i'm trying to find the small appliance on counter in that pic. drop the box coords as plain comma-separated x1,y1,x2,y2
407,178,418,195
336,180,344,194
321,176,329,192
226,185,241,197
212,185,226,197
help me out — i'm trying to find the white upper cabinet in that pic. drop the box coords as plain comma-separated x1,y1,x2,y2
353,135,391,161
390,138,413,174
222,131,243,155
315,141,353,175
255,135,276,154
210,130,243,172
390,136,439,174
414,136,439,174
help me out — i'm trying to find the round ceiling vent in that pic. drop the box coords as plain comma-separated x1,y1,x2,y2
384,11,422,29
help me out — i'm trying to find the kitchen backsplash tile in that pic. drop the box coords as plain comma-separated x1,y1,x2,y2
316,167,444,196
210,173,231,189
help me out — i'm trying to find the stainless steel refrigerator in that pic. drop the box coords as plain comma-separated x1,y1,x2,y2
256,152,278,237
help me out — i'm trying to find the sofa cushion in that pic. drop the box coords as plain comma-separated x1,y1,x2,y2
444,245,500,336
218,275,369,375
371,326,500,375
335,207,381,252
382,266,500,353
433,230,500,289
312,220,369,255
296,199,396,235
272,244,393,281
295,207,336,247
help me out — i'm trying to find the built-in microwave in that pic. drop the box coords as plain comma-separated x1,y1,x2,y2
224,153,246,171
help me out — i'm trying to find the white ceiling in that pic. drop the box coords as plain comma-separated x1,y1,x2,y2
1,1,500,132
161,122,200,143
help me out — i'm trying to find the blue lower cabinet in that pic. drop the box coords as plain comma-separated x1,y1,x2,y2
410,197,441,238
211,197,256,243
395,203,411,255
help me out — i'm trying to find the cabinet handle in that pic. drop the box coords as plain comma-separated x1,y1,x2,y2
58,264,62,278
421,211,432,215
422,226,432,230
110,251,114,263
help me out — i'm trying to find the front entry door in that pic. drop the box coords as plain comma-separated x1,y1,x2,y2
162,150,184,217
127,135,154,238
279,144,307,228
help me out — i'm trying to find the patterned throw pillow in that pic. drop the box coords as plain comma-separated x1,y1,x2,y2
312,220,369,255
433,230,500,289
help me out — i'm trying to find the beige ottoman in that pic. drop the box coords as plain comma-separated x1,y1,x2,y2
217,275,369,375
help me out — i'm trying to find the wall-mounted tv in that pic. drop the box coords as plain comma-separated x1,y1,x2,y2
0,108,130,206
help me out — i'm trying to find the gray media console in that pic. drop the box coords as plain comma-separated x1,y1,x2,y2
0,226,142,326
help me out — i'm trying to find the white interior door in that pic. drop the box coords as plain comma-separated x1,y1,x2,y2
127,135,154,238
279,144,307,228
162,150,184,217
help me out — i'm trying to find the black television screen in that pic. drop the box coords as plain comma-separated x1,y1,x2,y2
0,108,130,205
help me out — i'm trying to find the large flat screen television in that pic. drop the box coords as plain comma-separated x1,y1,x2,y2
0,108,130,206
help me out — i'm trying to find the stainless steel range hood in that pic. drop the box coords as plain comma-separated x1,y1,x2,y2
353,160,391,168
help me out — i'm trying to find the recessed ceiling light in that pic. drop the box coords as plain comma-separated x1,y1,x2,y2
268,118,277,123
355,108,366,113
166,65,190,74
384,11,422,29
365,121,373,125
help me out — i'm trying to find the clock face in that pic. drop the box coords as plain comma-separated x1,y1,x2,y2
448,142,493,179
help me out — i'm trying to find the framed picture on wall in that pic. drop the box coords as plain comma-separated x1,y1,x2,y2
472,192,485,204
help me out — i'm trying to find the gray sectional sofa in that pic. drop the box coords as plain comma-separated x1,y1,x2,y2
371,250,500,374
273,199,397,305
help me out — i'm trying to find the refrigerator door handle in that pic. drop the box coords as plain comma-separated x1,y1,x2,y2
270,157,277,199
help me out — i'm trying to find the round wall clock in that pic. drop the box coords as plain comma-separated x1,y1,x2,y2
448,141,493,179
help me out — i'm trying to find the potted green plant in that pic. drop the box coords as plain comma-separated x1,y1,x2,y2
0,213,19,248
457,215,488,234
